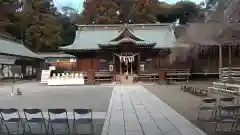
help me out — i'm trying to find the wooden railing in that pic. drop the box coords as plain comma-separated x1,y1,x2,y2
165,69,190,82
191,68,219,75
137,71,159,82
208,82,240,94
94,71,113,83
220,67,240,82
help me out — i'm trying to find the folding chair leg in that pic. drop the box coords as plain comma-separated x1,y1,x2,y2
214,122,219,131
47,122,50,135
27,123,32,133
67,123,70,135
16,122,20,135
22,121,26,135
64,123,70,135
48,122,55,135
51,123,55,134
0,120,3,133
231,122,236,131
235,123,239,130
40,123,43,133
4,123,10,134
43,122,48,134
73,121,77,135
91,123,94,135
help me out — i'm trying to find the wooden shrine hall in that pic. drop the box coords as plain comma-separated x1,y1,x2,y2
59,24,182,83
58,23,239,84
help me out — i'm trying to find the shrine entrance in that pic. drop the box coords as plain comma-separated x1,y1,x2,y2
114,53,139,75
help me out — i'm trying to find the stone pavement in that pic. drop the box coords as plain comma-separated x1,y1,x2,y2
102,85,207,135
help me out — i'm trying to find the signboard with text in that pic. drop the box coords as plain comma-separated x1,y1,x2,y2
40,70,51,84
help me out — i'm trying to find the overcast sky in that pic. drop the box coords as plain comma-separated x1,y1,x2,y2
53,0,204,13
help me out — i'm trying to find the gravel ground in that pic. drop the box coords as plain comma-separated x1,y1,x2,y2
144,83,240,135
0,82,114,135
0,83,113,112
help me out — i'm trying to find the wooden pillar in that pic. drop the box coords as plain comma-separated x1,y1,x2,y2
120,53,122,74
113,54,115,73
228,44,232,67
131,61,132,75
126,52,128,74
127,63,128,74
137,53,140,74
228,44,232,80
219,44,223,79
207,51,210,74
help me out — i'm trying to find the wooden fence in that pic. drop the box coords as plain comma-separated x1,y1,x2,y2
220,67,240,82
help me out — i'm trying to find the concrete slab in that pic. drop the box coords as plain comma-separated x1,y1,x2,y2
102,85,207,135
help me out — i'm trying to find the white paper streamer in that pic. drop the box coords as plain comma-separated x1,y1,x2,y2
113,53,139,64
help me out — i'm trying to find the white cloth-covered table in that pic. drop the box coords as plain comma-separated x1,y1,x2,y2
48,73,84,86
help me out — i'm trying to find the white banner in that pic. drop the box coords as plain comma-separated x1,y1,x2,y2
70,58,77,63
109,65,113,71
49,66,56,71
40,70,51,84
140,64,144,72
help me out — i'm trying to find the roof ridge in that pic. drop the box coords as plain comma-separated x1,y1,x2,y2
37,52,67,54
76,23,174,27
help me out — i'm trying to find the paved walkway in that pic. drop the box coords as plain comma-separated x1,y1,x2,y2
102,85,207,135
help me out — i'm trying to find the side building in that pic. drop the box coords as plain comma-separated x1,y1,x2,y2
0,34,42,80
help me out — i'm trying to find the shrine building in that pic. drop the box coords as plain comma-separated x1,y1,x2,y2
56,23,240,83
60,24,176,75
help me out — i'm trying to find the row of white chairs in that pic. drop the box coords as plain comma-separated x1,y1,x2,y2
208,82,240,94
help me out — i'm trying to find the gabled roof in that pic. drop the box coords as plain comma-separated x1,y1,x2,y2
0,34,40,59
98,26,156,47
60,24,177,50
98,37,156,47
110,27,144,41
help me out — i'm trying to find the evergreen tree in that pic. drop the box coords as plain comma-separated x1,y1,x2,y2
22,0,63,52
81,0,120,24
0,0,22,34
79,0,202,24
129,0,159,23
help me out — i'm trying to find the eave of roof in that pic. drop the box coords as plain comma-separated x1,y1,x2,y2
0,34,40,59
37,52,76,58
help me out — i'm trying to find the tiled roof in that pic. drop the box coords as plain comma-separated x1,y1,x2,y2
0,35,40,58
60,24,177,50
37,52,76,58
